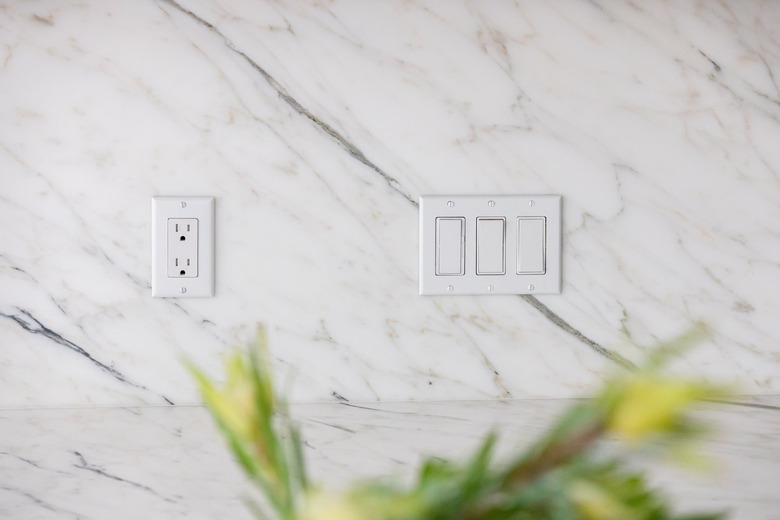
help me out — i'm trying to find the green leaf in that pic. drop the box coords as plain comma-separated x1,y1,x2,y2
190,324,730,520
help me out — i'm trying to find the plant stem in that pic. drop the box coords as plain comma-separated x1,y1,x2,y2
504,420,605,488
456,420,606,520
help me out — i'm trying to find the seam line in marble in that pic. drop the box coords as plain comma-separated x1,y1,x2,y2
1,309,174,405
160,0,416,206
520,296,635,369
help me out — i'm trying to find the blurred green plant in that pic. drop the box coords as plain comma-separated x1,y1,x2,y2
190,324,728,520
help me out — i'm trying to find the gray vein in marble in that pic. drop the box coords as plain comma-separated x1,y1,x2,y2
614,1,779,119
308,418,356,434
0,308,174,405
0,451,70,476
715,399,780,413
0,485,79,518
331,391,349,402
336,401,475,423
1,452,42,469
72,451,177,504
7,399,780,519
0,257,69,317
697,49,722,73
521,295,636,369
159,0,416,206
157,0,639,377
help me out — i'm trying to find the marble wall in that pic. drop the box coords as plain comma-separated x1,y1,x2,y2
2,0,779,407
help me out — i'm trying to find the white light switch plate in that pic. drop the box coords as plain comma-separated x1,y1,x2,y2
151,196,215,298
419,195,561,295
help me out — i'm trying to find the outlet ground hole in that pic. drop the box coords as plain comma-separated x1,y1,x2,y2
180,236,185,241
180,270,186,275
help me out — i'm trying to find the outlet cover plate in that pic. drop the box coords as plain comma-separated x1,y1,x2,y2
419,195,561,295
151,196,215,297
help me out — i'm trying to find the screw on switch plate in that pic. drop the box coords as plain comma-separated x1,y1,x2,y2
152,197,215,298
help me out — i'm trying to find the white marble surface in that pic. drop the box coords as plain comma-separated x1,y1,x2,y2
2,398,779,520
2,0,780,406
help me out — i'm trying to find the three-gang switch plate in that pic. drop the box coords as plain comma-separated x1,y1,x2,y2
419,195,561,295
151,196,215,298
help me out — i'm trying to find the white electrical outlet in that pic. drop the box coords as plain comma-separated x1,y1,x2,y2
152,197,215,297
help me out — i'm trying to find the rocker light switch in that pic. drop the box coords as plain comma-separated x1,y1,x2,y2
476,217,505,275
517,217,546,274
435,217,465,275
419,195,561,295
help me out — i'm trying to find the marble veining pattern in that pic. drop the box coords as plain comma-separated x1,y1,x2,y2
1,0,780,406
2,399,780,519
